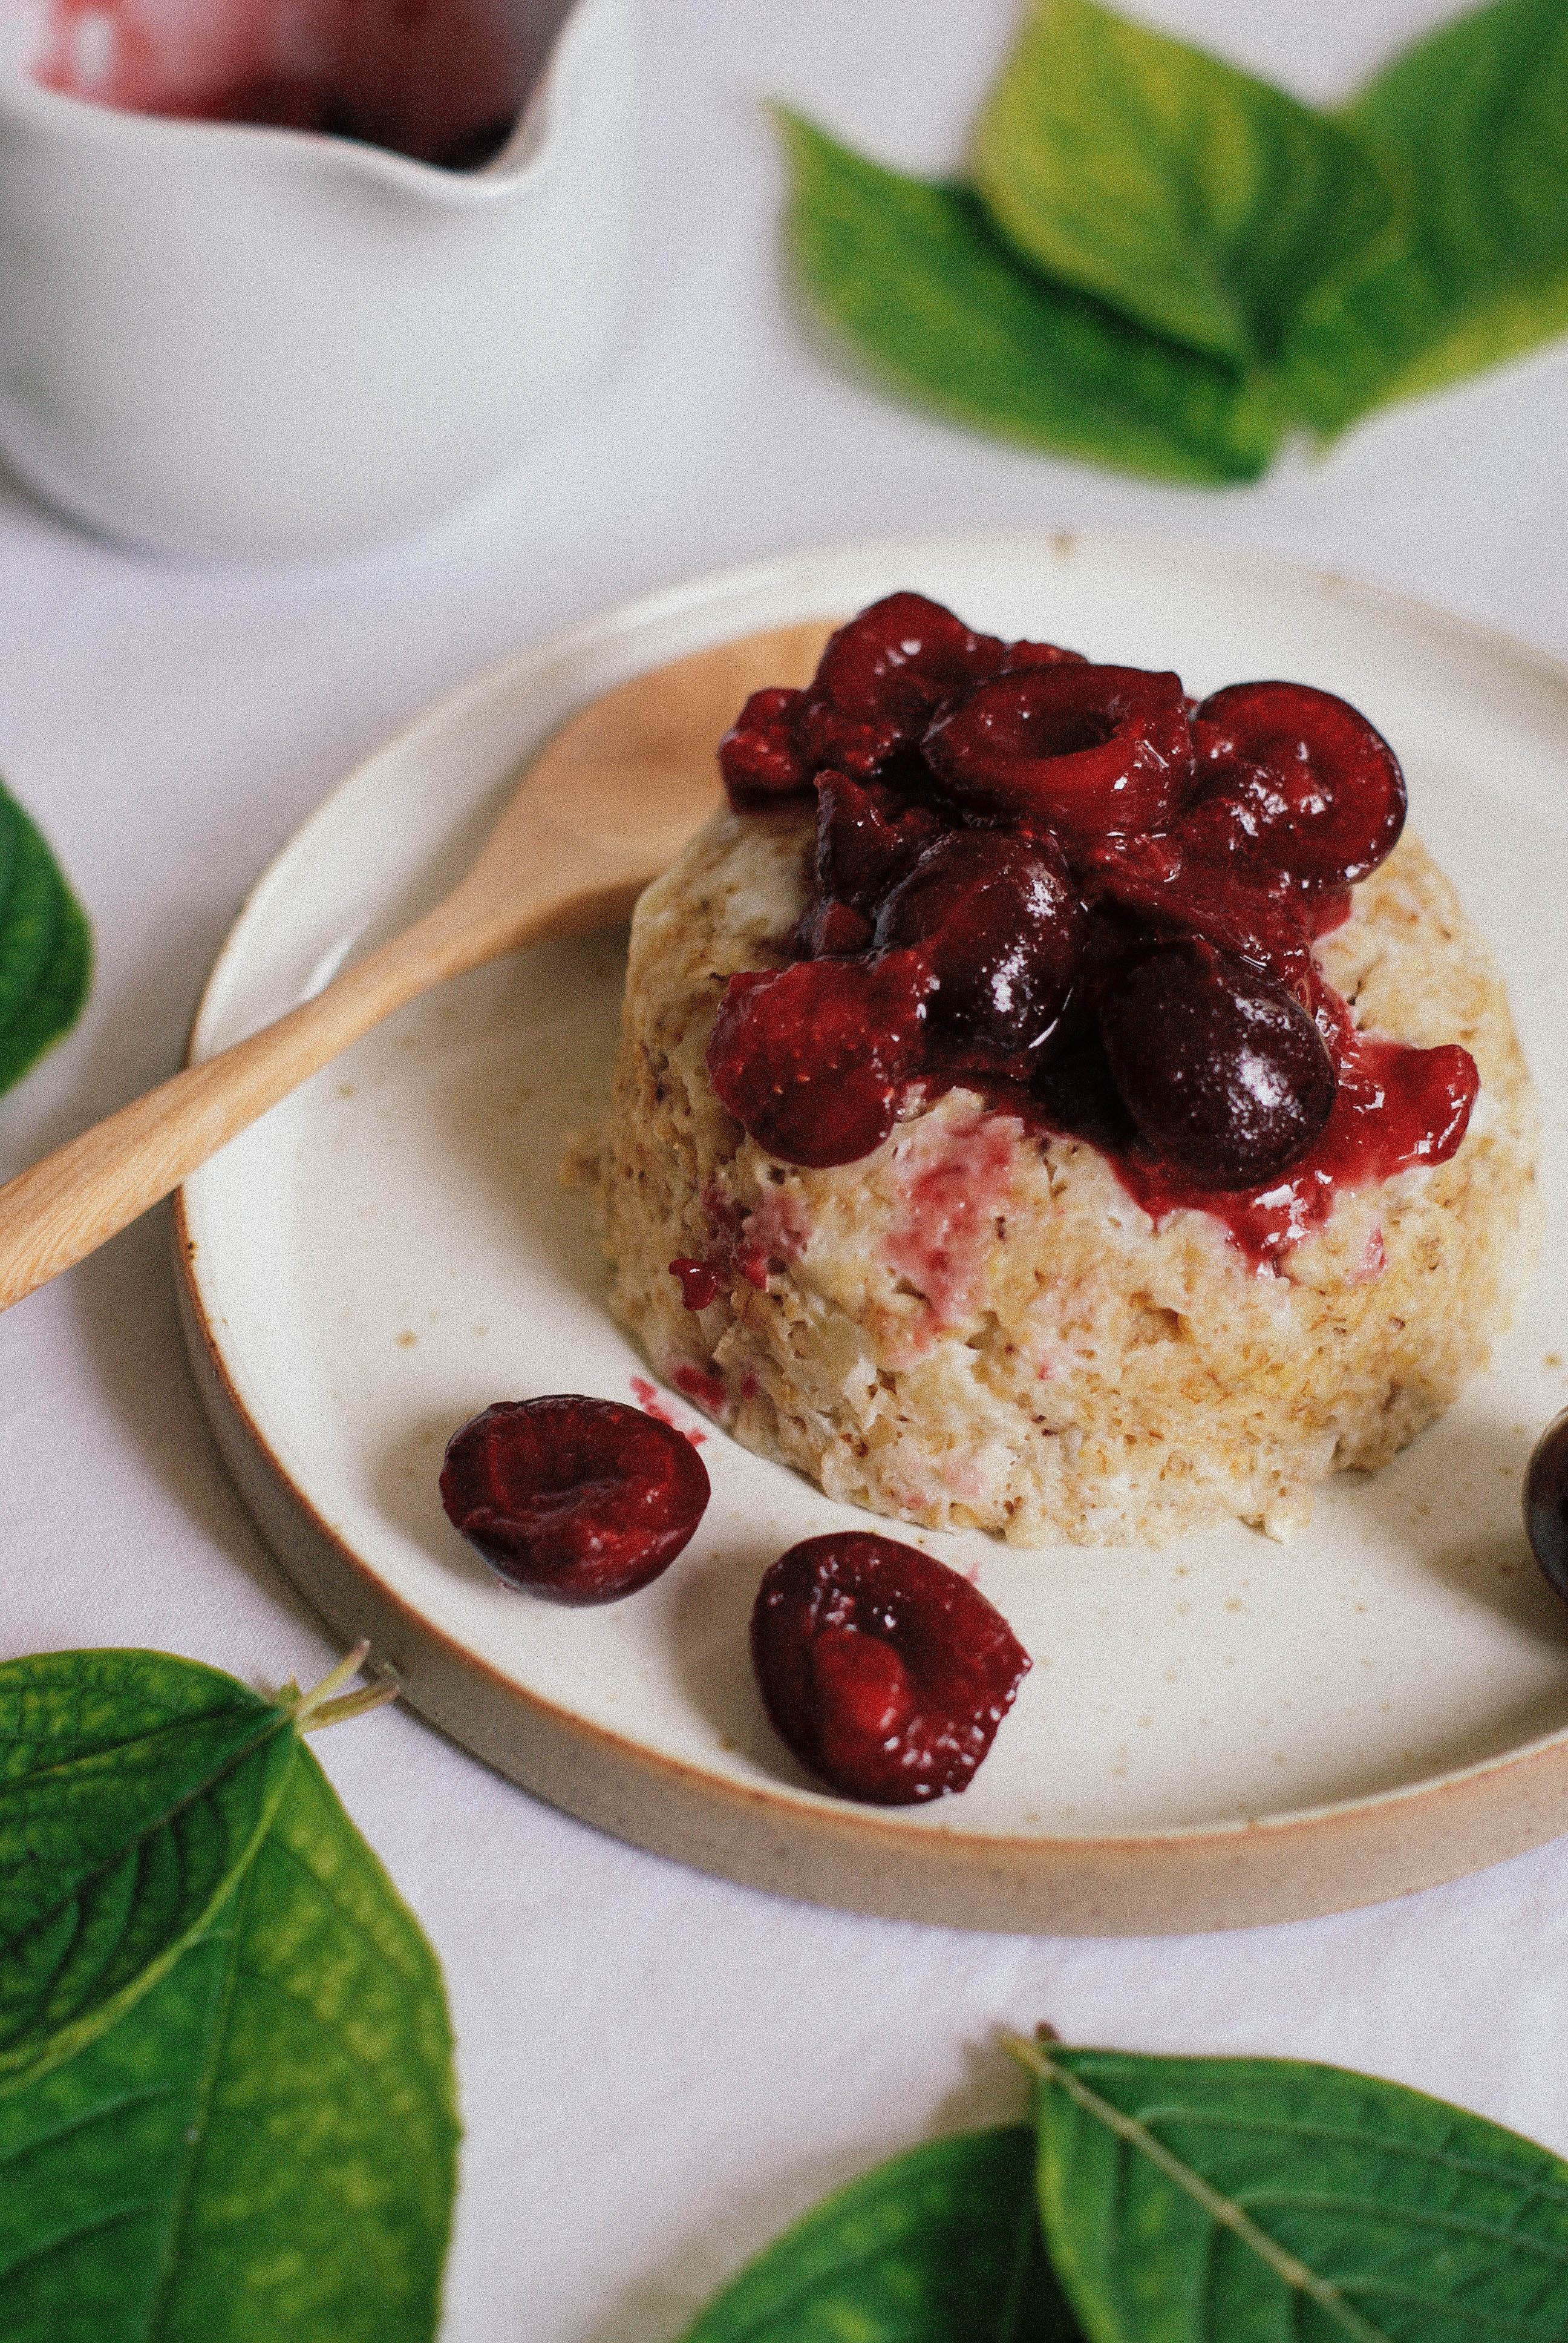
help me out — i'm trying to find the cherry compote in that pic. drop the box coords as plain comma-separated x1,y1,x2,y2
750,1532,1031,1803
874,831,1083,1060
1524,1411,1568,1604
707,951,933,1168
708,592,1479,1262
923,662,1191,839
1183,681,1407,892
440,1395,710,1603
1099,940,1337,1188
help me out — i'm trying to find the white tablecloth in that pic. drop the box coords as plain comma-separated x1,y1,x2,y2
5,4,1567,2336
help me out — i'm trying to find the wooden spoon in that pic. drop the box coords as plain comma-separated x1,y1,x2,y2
0,617,835,1313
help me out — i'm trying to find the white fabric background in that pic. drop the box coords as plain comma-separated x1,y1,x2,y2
3,3,1567,2336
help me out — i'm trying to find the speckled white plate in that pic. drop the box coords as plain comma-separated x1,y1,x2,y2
175,531,1568,1935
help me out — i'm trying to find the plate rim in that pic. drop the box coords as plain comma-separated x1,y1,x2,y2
176,525,1568,1935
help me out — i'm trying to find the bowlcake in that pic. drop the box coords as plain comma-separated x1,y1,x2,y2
583,598,1537,1548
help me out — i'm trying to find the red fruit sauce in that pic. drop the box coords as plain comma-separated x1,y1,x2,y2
668,1257,720,1311
32,0,522,168
439,1395,710,1604
750,1531,1031,1804
708,592,1478,1270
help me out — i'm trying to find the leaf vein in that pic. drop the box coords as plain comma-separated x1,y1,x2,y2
0,2080,192,2171
0,2198,158,2290
230,1967,440,2159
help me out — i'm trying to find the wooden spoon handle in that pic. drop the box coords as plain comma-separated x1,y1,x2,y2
0,914,449,1313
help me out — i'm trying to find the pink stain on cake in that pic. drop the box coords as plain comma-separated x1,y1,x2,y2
739,1188,810,1279
698,1182,809,1295
31,0,520,168
1353,1224,1388,1283
629,1374,708,1447
883,1111,1021,1332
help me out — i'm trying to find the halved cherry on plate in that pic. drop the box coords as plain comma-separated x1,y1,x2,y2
440,1395,710,1603
750,1530,1031,1804
1526,1411,1568,1605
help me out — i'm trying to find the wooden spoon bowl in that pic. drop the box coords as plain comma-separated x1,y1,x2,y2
0,618,834,1313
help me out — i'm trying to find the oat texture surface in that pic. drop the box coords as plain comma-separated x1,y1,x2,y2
581,808,1538,1547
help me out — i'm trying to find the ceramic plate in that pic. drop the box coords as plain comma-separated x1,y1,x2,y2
177,532,1568,1935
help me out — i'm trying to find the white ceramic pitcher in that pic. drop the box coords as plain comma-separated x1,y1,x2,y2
0,0,635,559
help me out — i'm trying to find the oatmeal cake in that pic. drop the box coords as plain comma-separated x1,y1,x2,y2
581,595,1537,1547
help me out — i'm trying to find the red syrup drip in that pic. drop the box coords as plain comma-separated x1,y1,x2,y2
1106,1031,1481,1270
668,1257,720,1311
33,0,520,168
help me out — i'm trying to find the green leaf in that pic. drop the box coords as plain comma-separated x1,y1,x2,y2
681,2122,1084,2342
971,0,1396,370
1027,2037,1568,2343
0,1651,299,2096
0,779,91,1098
0,1738,457,2343
777,110,1284,486
1284,0,1568,430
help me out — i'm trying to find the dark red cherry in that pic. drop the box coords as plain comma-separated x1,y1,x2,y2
795,594,1007,778
789,897,875,959
750,1531,1031,1804
998,638,1088,672
1098,940,1338,1188
706,949,932,1167
923,664,1193,839
1078,836,1315,998
874,831,1085,1058
1028,1010,1140,1152
440,1396,710,1603
1184,681,1406,891
719,686,811,811
1525,1412,1568,1604
813,770,941,908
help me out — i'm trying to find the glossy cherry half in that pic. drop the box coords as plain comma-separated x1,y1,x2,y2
1183,680,1406,891
795,592,1007,779
706,950,932,1167
874,830,1085,1058
440,1396,710,1603
923,663,1192,839
1098,940,1338,1188
1077,836,1315,999
1525,1411,1568,1604
750,1531,1031,1803
719,686,811,810
813,770,942,909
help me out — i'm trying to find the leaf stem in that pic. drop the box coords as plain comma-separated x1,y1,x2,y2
287,1642,399,1734
1008,2033,1388,2342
